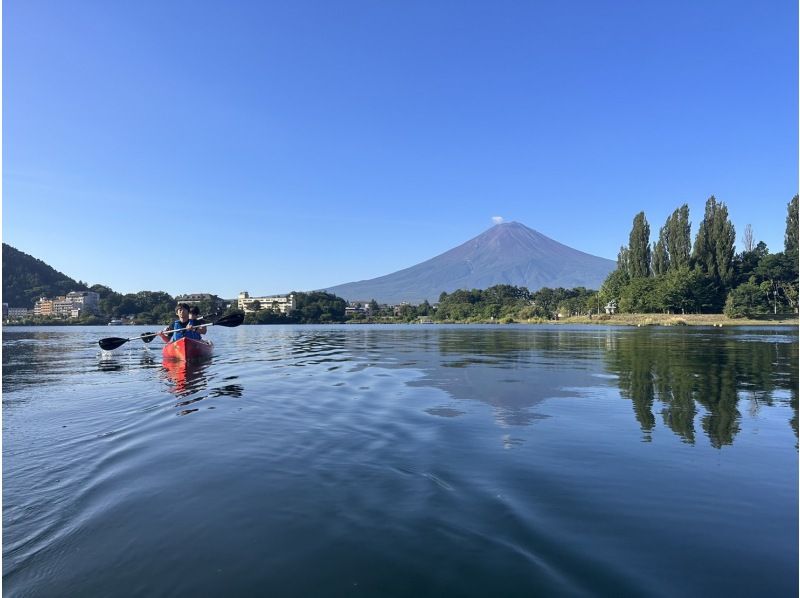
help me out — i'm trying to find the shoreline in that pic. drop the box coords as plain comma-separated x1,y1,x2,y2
416,313,799,326
539,313,798,327
4,314,798,328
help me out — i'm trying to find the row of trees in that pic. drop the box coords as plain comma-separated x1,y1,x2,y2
241,286,598,325
604,195,798,317
89,286,186,324
433,285,596,322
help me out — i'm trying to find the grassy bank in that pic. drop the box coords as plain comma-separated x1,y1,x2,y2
553,313,799,327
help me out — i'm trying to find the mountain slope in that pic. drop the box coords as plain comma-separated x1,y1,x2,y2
2,243,89,308
323,222,615,304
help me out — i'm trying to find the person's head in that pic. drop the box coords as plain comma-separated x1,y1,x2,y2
189,306,200,319
175,303,191,322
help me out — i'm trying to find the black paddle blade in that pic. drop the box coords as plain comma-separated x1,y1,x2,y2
140,332,158,343
215,312,244,327
99,337,130,351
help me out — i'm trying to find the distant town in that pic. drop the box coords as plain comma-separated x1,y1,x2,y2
2,290,442,324
4,290,102,321
3,291,292,323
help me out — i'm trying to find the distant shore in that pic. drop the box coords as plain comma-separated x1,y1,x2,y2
4,313,798,328
428,313,798,326
550,313,798,327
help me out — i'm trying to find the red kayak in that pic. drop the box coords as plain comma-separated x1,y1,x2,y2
162,337,213,361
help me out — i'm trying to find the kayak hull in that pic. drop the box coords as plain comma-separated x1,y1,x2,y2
162,337,213,361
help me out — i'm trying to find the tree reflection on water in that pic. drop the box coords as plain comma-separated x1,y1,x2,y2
604,328,798,447
423,326,797,447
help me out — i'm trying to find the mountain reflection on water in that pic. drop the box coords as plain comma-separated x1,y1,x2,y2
381,326,797,447
414,328,609,427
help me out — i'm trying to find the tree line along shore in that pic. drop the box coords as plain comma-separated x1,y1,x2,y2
3,194,798,327
4,287,796,328
604,195,798,319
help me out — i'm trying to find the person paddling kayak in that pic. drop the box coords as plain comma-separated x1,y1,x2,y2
160,303,203,343
189,305,208,335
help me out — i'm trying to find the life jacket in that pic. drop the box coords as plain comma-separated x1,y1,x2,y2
187,319,204,339
170,319,202,341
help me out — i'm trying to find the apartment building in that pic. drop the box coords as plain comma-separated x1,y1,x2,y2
237,291,295,314
34,297,54,316
33,291,100,318
8,307,29,319
67,291,100,314
53,296,76,318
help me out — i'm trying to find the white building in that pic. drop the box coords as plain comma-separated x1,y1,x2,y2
53,297,75,318
67,291,100,314
238,291,295,314
8,307,29,319
345,305,367,317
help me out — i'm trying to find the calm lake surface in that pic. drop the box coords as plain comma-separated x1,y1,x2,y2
3,324,798,597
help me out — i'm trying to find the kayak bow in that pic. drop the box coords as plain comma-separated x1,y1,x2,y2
162,337,213,361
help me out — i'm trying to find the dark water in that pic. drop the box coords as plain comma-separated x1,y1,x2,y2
3,324,798,597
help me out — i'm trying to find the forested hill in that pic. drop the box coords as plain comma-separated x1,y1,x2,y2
2,243,89,308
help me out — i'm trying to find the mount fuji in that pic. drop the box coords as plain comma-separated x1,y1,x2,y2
323,222,615,304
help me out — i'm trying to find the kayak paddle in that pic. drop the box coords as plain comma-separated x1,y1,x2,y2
98,312,245,351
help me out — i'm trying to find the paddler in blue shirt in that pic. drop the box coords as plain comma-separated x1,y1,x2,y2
159,303,203,343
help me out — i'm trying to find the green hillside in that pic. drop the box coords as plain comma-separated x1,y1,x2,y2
2,243,88,308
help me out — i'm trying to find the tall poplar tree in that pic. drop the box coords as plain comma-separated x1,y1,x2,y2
666,204,691,270
742,224,755,253
651,235,669,276
692,196,735,287
617,246,630,277
628,212,651,278
785,195,798,255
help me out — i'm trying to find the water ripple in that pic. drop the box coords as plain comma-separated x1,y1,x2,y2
3,324,797,596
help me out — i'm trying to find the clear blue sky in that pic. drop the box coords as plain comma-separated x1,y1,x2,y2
3,0,797,298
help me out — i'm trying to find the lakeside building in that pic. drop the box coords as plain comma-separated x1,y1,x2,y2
34,297,54,316
1,305,28,321
345,305,367,317
67,291,100,314
344,301,375,317
238,291,295,314
53,297,77,318
33,291,100,319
